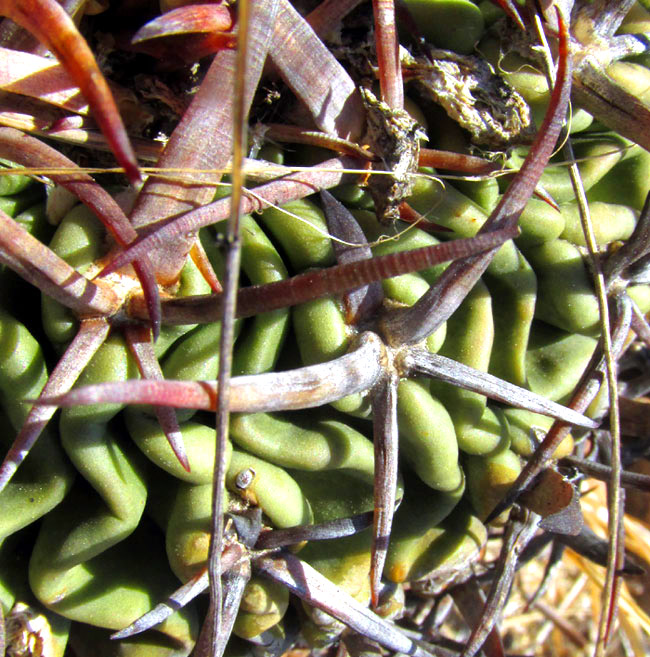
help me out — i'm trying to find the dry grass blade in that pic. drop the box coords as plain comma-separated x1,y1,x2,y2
523,13,629,650
202,0,262,653
560,131,621,657
566,481,650,654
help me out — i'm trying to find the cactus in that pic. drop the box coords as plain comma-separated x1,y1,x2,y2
0,2,649,657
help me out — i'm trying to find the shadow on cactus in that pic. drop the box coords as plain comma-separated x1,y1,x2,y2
1,2,650,657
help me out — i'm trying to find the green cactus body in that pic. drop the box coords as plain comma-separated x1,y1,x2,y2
232,215,289,376
429,282,498,454
504,408,573,459
167,482,225,582
525,322,598,402
516,198,565,248
587,141,650,212
232,576,289,640
1,166,634,656
291,468,377,640
526,240,602,336
227,449,313,530
229,412,375,477
384,476,476,583
401,0,485,55
465,448,522,522
0,311,74,545
485,246,536,387
1,4,649,655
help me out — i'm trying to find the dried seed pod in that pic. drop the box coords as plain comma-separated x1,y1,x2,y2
478,35,593,133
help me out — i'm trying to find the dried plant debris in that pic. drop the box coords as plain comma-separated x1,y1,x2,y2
360,87,424,223
490,0,650,150
0,1,650,657
404,47,535,147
